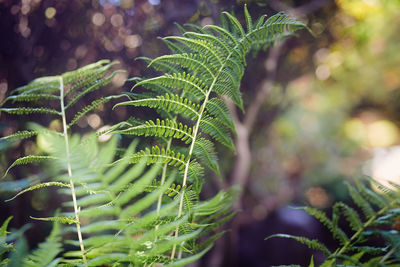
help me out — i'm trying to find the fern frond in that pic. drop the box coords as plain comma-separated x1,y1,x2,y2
119,175,174,219
205,97,236,132
0,107,60,115
25,220,62,267
67,95,124,128
334,202,363,232
200,116,235,151
30,216,77,225
125,146,188,170
65,70,124,110
5,182,70,202
303,206,349,244
114,94,201,120
114,118,194,144
346,182,375,219
164,245,212,267
193,138,220,175
164,36,223,66
132,72,207,100
243,4,253,32
0,130,38,143
149,54,216,81
160,37,191,54
137,56,183,74
1,93,59,106
3,155,57,178
10,76,59,95
266,234,331,255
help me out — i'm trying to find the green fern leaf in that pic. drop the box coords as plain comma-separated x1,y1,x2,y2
25,220,62,267
114,118,193,144
132,72,207,100
0,130,38,143
303,206,349,244
11,76,59,95
149,54,216,81
30,216,77,225
1,94,59,106
266,234,331,255
67,95,124,128
138,56,183,74
165,245,212,267
5,182,70,202
200,116,235,151
160,37,190,54
65,70,124,110
205,98,236,132
114,94,201,120
243,4,253,32
3,155,57,178
0,107,59,116
193,138,220,176
335,202,363,232
163,36,223,66
346,182,375,219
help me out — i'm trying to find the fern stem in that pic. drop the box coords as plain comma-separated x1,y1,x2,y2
154,137,173,237
170,49,235,259
59,76,87,266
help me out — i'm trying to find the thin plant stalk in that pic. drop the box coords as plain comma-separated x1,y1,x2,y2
59,76,87,265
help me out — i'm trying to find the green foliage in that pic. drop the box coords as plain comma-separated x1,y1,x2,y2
111,5,306,262
0,5,306,266
267,177,400,266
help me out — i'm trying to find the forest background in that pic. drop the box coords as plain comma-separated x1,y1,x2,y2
1,0,400,266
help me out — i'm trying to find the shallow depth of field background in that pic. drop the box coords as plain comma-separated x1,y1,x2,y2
1,0,400,266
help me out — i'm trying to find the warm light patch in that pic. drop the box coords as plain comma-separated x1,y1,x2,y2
87,114,102,129
111,14,124,27
315,64,331,80
97,125,113,142
344,117,399,148
112,71,128,87
124,34,142,48
336,0,381,19
367,120,399,148
370,146,400,188
305,187,331,208
344,118,366,144
45,7,56,19
92,12,105,26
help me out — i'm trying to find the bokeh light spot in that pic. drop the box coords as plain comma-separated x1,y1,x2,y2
148,0,160,5
124,34,142,48
111,14,124,27
87,114,102,129
97,125,113,142
367,120,399,148
305,187,331,208
45,7,56,19
315,64,331,80
92,12,106,26
112,71,128,87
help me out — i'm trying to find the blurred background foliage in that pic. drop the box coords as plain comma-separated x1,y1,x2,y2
1,0,400,266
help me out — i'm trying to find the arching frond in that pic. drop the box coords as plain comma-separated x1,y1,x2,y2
269,178,400,266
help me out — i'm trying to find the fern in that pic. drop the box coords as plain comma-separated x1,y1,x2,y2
112,5,306,261
267,177,400,266
0,60,123,265
1,5,307,266
0,216,62,267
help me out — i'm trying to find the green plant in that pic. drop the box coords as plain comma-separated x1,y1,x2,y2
0,59,123,265
110,6,306,261
267,177,400,266
0,5,307,266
